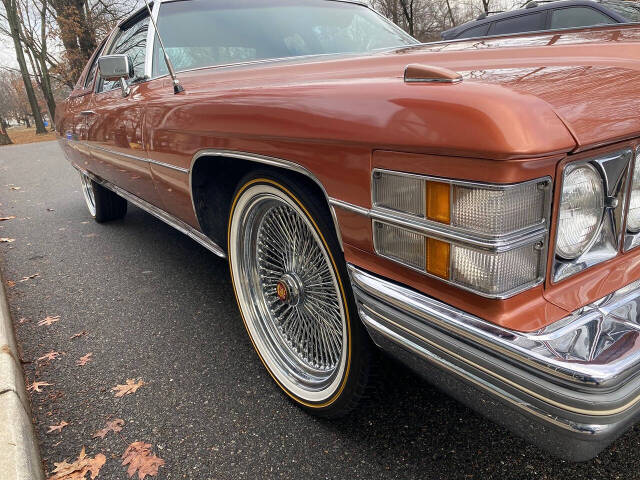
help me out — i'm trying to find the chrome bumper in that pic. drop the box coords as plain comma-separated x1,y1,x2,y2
348,265,640,461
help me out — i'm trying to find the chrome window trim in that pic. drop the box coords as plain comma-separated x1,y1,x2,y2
371,169,553,242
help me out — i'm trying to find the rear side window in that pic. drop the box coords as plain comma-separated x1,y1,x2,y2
97,15,150,93
490,12,546,35
550,7,616,29
458,23,490,39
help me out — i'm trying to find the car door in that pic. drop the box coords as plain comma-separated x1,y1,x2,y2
86,12,162,207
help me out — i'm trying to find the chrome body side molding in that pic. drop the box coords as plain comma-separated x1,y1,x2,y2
348,264,640,461
87,143,189,173
190,149,345,250
73,165,226,259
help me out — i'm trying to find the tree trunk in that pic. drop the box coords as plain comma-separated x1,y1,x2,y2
38,0,56,126
1,0,47,134
50,0,96,83
0,119,12,145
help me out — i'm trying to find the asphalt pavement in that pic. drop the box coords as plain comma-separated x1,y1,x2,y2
1,141,639,479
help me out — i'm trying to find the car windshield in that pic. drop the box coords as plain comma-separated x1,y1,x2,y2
601,1,640,22
152,0,416,77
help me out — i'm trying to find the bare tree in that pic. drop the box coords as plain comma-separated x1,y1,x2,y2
0,0,46,133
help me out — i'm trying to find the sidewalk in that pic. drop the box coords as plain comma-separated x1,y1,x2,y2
0,275,44,480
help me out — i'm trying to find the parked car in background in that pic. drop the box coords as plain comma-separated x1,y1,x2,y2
58,0,640,463
441,0,640,40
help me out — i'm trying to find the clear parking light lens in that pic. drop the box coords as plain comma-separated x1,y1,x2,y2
373,171,425,217
556,165,604,260
373,222,426,270
452,182,546,236
627,155,640,233
451,243,542,296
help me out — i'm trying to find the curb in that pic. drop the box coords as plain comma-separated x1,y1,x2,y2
0,275,45,480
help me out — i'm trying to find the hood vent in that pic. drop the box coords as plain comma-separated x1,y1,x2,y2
404,64,463,84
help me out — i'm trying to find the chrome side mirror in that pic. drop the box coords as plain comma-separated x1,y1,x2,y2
98,54,133,97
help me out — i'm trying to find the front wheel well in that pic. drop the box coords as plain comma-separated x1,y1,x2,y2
191,154,338,250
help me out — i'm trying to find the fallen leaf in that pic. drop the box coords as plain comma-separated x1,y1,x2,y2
47,208,55,212
76,353,93,366
0,216,15,221
38,351,61,363
38,315,60,327
70,331,88,339
19,273,39,282
83,233,98,238
93,418,124,439
28,381,52,392
112,379,145,398
48,447,106,480
9,186,20,191
47,421,69,434
6,280,15,288
121,442,165,479
18,317,29,324
0,237,15,243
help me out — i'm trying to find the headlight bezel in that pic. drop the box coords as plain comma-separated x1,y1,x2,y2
624,147,640,250
552,148,633,283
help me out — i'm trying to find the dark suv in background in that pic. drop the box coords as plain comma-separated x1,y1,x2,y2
441,0,640,40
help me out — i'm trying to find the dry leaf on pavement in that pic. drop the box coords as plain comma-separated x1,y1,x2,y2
6,280,16,288
38,315,61,326
28,381,52,392
38,351,61,363
93,418,124,439
70,331,88,339
121,442,165,479
112,379,145,398
19,273,39,282
18,317,29,324
76,353,93,366
47,447,106,480
47,421,69,434
0,216,15,221
0,237,15,243
9,186,21,190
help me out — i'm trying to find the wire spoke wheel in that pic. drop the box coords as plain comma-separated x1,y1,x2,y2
230,181,349,403
80,173,97,217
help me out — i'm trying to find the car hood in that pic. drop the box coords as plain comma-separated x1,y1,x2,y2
169,24,640,159
382,25,640,150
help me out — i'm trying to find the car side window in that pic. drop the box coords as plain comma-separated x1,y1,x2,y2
458,23,490,39
490,12,546,35
550,7,616,29
97,15,150,93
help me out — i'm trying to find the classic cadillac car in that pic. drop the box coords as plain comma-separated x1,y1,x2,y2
56,0,640,462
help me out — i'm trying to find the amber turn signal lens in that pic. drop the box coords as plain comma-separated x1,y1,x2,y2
426,181,450,224
427,238,450,278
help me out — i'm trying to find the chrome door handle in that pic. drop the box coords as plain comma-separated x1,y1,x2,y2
80,110,97,116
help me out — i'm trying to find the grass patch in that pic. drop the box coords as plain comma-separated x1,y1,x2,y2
3,126,57,146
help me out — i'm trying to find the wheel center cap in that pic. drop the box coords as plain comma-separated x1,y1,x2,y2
276,273,303,306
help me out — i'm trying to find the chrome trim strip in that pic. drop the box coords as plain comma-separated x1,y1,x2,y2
348,264,640,392
358,308,603,435
73,165,226,258
84,143,189,173
189,149,344,251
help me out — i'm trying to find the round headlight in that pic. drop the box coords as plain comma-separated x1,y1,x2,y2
627,157,640,233
556,165,604,260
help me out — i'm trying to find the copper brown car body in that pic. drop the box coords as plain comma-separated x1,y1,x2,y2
57,0,640,461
